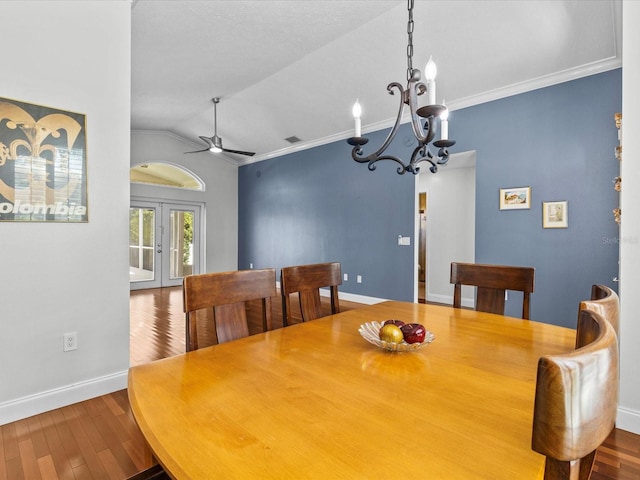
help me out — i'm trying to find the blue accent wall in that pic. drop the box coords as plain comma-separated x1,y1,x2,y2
239,69,621,327
452,69,621,325
238,131,417,301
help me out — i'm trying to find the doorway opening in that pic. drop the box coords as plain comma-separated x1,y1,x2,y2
418,192,427,303
129,200,203,290
416,151,476,304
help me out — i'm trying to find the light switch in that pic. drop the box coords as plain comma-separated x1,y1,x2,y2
398,236,411,246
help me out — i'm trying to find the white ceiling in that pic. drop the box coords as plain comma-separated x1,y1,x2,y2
131,0,622,166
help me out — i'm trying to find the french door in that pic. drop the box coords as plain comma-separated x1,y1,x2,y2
129,201,202,290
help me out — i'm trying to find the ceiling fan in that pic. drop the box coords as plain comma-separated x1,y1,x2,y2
184,97,255,157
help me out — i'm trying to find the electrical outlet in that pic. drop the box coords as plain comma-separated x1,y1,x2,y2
357,275,362,284
343,273,348,281
249,263,253,269
63,332,77,352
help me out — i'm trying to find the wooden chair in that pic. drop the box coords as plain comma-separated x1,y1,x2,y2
183,268,276,351
450,262,535,319
280,262,341,326
578,284,619,342
532,309,619,480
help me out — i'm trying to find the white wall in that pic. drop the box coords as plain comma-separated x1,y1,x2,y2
130,131,239,274
0,1,131,423
418,154,476,305
618,0,640,434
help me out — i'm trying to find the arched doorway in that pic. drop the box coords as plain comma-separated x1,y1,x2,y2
129,163,205,290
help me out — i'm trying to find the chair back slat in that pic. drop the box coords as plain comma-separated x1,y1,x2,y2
184,269,276,311
183,269,276,351
214,303,251,344
532,310,619,480
280,262,341,326
475,287,506,316
450,262,535,319
298,290,323,322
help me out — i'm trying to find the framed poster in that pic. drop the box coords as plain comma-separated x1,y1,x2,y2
543,201,568,228
499,186,531,210
0,97,87,222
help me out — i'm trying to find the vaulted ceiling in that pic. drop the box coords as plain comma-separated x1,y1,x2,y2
131,0,622,165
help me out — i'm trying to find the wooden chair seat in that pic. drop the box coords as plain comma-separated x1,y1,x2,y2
532,309,619,480
183,268,276,351
450,262,535,319
280,262,341,326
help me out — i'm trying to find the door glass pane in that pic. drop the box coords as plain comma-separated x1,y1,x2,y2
129,207,155,282
169,210,194,279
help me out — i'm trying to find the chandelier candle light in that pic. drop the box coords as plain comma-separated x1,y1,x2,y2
347,0,455,175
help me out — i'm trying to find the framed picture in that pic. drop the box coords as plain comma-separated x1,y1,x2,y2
543,201,568,228
499,186,531,210
0,96,88,222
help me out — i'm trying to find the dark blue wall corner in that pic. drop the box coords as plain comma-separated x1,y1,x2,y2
451,69,621,326
239,68,621,326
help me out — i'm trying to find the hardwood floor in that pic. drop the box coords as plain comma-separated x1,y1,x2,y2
2,286,639,479
0,389,155,480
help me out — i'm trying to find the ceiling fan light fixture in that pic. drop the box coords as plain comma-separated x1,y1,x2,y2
184,97,256,157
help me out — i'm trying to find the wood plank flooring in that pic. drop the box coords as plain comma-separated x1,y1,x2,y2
0,389,155,480
1,286,639,479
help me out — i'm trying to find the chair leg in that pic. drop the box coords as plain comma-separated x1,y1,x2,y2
543,452,595,480
578,451,596,480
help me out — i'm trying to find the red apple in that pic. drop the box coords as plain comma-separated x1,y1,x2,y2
383,319,405,328
400,323,426,344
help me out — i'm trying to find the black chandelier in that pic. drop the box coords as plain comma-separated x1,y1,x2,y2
347,0,455,175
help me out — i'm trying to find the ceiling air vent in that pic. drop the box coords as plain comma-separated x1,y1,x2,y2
284,136,301,144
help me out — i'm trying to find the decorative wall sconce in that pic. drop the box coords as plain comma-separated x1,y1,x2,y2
613,208,621,225
613,176,621,192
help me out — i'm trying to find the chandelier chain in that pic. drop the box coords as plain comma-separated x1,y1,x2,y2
406,0,414,82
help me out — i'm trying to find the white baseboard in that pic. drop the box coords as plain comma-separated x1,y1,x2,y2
616,406,640,435
333,290,388,305
0,370,128,426
426,293,473,309
275,280,389,306
426,293,452,305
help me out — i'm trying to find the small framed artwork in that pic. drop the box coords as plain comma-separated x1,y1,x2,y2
543,201,568,228
499,186,531,210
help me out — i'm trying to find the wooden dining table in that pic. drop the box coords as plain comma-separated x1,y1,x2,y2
128,301,576,479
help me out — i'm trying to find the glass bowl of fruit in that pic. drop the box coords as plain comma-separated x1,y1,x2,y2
358,319,435,352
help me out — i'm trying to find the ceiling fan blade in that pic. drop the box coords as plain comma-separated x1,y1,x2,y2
184,135,213,154
184,148,211,154
222,147,255,157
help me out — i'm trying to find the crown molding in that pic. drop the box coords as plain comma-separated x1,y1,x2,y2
239,58,622,167
447,56,622,112
133,57,622,169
